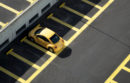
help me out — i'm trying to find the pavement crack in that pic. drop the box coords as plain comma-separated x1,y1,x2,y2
90,25,130,49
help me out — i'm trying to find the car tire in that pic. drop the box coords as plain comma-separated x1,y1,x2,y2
48,47,54,53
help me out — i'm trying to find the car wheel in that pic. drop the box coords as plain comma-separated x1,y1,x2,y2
48,47,54,53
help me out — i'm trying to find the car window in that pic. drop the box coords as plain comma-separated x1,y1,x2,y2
37,35,49,42
50,34,60,44
35,29,42,35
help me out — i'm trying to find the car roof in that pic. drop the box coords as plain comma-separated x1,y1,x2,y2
39,28,55,38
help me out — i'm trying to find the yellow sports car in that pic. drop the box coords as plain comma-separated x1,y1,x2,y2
28,24,65,53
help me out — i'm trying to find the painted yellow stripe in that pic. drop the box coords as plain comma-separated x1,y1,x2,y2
105,54,130,83
48,15,79,32
21,37,57,57
26,56,56,83
82,0,102,9
63,6,91,20
47,13,79,31
0,3,22,15
20,36,27,43
0,66,26,83
20,38,67,82
123,66,130,73
6,49,40,70
110,80,118,83
65,6,90,20
10,52,40,70
26,0,37,4
66,0,114,46
24,0,114,82
17,0,113,82
0,22,8,28
0,22,6,27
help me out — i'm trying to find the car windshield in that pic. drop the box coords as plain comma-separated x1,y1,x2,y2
50,34,60,44
35,29,42,34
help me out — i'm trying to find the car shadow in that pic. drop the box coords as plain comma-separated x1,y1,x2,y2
0,0,102,83
58,47,72,58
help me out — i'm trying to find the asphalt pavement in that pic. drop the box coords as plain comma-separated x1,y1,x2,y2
0,0,130,83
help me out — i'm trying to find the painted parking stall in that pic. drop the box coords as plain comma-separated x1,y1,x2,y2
0,0,114,83
105,54,130,83
0,0,36,29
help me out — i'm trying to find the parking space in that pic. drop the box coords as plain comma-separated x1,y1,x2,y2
11,41,49,66
105,54,130,83
114,70,130,83
0,54,33,77
0,0,30,11
59,2,91,21
0,37,57,83
45,0,114,46
81,0,101,17
47,13,80,31
0,0,115,83
0,71,16,83
47,10,85,29
42,17,77,40
0,6,15,23
65,1,99,18
88,0,109,6
0,0,37,29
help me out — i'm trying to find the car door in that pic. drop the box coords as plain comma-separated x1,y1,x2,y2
36,35,50,48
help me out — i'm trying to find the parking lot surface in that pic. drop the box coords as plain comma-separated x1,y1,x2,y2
0,0,130,83
0,0,37,30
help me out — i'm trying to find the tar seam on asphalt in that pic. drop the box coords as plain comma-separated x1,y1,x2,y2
90,25,130,49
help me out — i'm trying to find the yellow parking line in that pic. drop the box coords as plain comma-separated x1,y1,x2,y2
26,55,56,83
47,13,79,32
59,2,91,20
8,0,112,82
110,80,118,83
0,22,5,26
21,36,57,57
6,49,40,70
25,41,67,83
122,66,130,73
66,0,114,46
0,22,8,28
0,66,26,83
82,0,102,10
24,0,114,82
0,3,22,15
105,54,130,83
26,0,38,4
